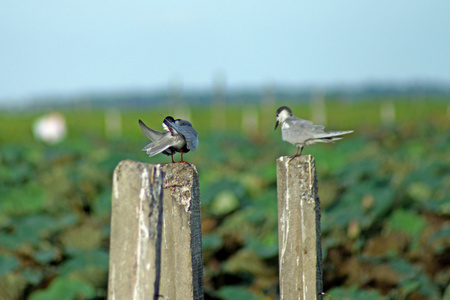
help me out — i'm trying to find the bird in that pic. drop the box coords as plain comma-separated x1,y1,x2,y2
138,116,198,163
274,106,353,159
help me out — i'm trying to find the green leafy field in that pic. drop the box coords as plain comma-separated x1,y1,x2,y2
0,99,449,300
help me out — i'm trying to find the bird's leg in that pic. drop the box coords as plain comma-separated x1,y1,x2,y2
178,152,191,164
288,146,304,162
170,151,175,163
299,146,304,156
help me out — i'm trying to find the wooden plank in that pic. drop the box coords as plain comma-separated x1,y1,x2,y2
277,155,323,300
108,160,203,300
159,163,204,300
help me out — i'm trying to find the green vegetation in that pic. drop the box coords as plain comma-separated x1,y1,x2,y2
0,99,449,299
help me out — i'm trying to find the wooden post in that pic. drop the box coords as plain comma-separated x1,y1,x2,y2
108,160,204,300
276,155,323,300
159,163,203,300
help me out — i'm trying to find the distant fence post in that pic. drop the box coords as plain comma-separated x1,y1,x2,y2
276,155,323,300
108,160,204,300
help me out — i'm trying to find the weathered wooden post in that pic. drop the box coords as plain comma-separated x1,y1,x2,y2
277,155,323,300
108,160,204,300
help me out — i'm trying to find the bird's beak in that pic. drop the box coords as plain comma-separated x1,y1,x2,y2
274,121,279,130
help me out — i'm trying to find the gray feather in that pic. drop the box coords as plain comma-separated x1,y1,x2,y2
139,117,198,161
142,133,184,157
139,119,164,141
276,106,353,150
164,119,199,151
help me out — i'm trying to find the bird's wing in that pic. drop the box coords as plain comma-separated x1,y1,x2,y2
288,117,325,131
139,120,164,141
288,117,353,138
281,116,325,145
165,119,199,151
283,117,324,139
142,133,181,157
182,127,199,151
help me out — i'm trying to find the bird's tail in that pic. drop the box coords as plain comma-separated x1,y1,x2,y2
312,136,343,143
327,130,353,136
315,130,353,139
142,139,172,157
308,130,353,144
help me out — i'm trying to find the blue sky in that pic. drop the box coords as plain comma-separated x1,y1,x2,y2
1,1,450,102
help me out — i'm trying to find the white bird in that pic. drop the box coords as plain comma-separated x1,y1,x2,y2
139,116,198,163
275,106,353,158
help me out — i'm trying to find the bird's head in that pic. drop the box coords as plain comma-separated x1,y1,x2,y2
275,106,293,130
162,116,176,131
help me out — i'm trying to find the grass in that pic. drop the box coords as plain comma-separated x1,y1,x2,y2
0,97,449,299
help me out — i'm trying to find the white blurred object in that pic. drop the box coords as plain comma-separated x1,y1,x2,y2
311,90,326,125
211,72,227,130
242,106,259,135
175,106,191,122
33,112,67,144
105,109,122,138
380,101,395,126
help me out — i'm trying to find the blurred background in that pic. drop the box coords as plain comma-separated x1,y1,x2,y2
1,1,449,299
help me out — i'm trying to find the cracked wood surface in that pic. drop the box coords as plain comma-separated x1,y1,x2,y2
277,155,323,300
108,160,203,300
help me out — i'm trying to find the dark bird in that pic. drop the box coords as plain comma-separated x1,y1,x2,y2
275,106,353,159
138,116,198,163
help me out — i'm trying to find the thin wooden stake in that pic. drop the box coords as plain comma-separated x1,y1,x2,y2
159,163,203,300
277,155,323,300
